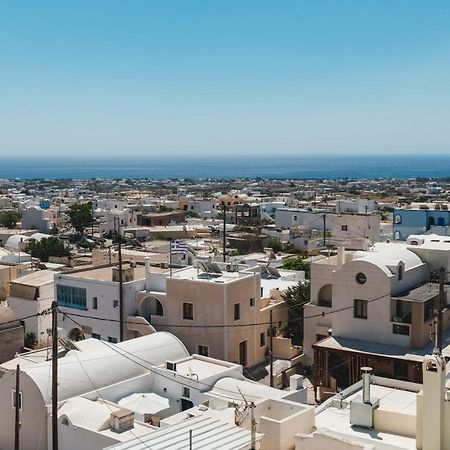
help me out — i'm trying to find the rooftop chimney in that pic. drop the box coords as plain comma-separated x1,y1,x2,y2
110,409,134,433
349,366,379,429
361,366,372,403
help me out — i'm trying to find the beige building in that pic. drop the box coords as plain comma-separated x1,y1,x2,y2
139,265,299,368
304,236,450,393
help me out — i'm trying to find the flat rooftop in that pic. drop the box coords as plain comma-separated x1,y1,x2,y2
314,330,450,361
316,384,417,449
62,264,166,282
171,266,249,284
392,282,440,303
174,356,237,380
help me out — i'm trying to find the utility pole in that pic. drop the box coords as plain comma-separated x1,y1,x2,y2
322,214,326,248
436,267,446,353
169,239,173,278
91,201,94,238
51,301,58,450
14,364,20,450
250,402,256,450
269,309,274,387
116,218,124,342
223,205,226,262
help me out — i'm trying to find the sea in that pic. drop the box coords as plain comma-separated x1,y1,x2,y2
1,154,449,180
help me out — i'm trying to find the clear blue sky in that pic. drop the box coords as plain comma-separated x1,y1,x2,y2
1,0,449,157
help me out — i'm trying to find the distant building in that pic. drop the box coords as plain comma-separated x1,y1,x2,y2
21,206,57,233
136,211,186,227
393,207,450,240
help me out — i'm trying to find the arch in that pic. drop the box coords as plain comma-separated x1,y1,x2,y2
68,328,85,341
139,296,164,320
317,284,332,307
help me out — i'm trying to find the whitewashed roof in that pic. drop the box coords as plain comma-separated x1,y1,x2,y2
21,332,189,405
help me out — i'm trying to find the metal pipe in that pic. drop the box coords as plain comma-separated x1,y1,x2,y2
361,366,372,404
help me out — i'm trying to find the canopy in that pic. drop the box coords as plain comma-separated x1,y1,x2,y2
118,392,170,415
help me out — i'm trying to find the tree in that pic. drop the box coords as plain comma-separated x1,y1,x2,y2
0,210,21,229
282,282,310,346
67,202,93,234
281,258,311,279
25,237,71,262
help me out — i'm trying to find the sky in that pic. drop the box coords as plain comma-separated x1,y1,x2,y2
1,0,450,158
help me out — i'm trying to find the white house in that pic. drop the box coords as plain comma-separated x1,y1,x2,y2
0,332,309,450
7,270,55,345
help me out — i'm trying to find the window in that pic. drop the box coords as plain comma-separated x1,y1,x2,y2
182,303,194,320
293,215,298,221
249,297,255,307
234,303,241,321
393,324,410,335
57,285,87,310
341,225,348,231
92,297,98,309
355,272,367,285
182,387,190,398
354,299,367,319
260,332,266,347
113,300,119,308
394,231,401,240
394,214,402,224
92,333,101,340
198,345,209,357
12,389,22,410
108,337,118,343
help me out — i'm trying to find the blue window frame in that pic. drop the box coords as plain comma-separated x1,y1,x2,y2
57,285,87,310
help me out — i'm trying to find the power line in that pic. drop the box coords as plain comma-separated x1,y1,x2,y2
61,309,264,401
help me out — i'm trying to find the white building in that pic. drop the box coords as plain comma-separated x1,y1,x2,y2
335,199,376,215
56,264,147,342
7,270,55,345
0,332,309,450
21,206,56,233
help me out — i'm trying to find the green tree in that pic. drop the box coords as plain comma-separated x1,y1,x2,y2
25,237,71,262
282,282,310,345
281,258,311,279
67,202,93,234
0,210,21,229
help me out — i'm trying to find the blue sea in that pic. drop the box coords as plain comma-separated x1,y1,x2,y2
0,155,449,180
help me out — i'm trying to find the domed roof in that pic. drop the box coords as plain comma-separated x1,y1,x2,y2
0,305,19,331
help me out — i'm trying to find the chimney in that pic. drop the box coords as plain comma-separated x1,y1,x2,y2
349,366,379,429
421,355,446,450
290,374,304,390
361,367,372,403
144,257,151,292
110,409,134,433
